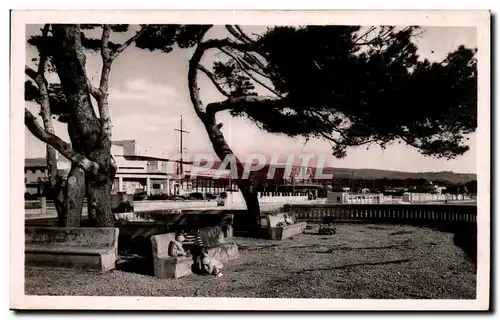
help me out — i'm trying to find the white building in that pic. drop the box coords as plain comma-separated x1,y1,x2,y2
111,140,233,196
26,140,236,197
24,155,71,195
327,191,384,204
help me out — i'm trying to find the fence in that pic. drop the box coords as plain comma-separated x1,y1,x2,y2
284,203,477,224
259,191,309,197
402,193,471,202
229,191,309,205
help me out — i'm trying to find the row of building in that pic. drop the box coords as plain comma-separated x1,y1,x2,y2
326,188,472,205
25,140,320,197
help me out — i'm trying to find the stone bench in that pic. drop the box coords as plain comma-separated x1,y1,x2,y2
266,213,307,240
25,227,119,272
151,226,238,279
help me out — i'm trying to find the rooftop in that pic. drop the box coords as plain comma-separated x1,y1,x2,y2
25,158,47,168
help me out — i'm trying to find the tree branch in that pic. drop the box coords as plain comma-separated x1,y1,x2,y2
353,26,377,45
226,25,269,60
110,27,148,61
206,95,277,116
100,25,112,61
197,65,231,98
25,108,99,173
97,25,113,138
189,32,271,118
71,25,100,100
37,24,51,75
201,37,255,54
353,26,416,46
218,47,283,98
225,25,254,44
234,25,257,44
188,27,216,117
25,66,38,82
221,48,271,81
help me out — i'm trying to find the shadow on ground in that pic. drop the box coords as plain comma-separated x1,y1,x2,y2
116,234,154,276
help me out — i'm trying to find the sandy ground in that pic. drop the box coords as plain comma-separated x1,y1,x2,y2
25,223,476,299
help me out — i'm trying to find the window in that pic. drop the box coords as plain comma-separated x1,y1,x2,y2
337,196,341,202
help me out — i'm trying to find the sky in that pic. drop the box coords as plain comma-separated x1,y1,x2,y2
24,25,477,173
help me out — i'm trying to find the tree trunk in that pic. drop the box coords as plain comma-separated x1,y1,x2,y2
45,145,65,221
85,138,116,227
238,180,261,225
202,115,261,228
51,25,116,227
86,175,114,227
63,165,86,227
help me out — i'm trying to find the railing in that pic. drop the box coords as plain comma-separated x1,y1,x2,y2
284,203,477,224
259,192,309,197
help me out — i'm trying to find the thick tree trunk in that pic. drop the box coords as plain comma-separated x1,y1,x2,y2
62,165,86,227
85,137,116,227
238,181,261,225
45,141,65,222
50,25,115,227
202,115,261,228
42,135,64,221
86,175,114,227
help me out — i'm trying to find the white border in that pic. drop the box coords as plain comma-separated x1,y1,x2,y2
10,10,491,311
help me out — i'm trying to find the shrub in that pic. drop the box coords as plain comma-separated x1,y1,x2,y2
147,194,169,200
187,192,205,200
133,193,147,201
205,193,217,200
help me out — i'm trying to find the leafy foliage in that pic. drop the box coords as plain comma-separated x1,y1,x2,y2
25,24,134,121
26,24,478,162
210,26,477,159
212,61,257,98
135,24,209,52
134,24,477,160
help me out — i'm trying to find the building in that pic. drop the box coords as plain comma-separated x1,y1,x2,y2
327,191,385,204
24,156,71,196
25,140,237,198
110,140,173,195
111,140,234,196
26,140,328,197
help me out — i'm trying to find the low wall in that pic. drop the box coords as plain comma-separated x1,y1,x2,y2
134,200,217,211
283,203,477,224
134,192,310,212
227,191,309,205
403,193,472,203
25,227,119,271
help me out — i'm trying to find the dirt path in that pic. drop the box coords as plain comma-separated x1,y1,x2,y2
25,223,476,299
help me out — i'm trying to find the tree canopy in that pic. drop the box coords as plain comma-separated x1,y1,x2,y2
24,24,478,225
24,24,150,226
135,25,477,160
27,24,477,161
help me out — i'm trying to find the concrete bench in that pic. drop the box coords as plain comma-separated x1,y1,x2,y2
25,227,119,272
151,226,238,279
266,213,307,240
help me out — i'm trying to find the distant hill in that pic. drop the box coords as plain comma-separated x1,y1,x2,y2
212,160,476,184
323,167,477,183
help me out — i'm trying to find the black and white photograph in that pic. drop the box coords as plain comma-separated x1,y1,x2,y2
9,10,490,311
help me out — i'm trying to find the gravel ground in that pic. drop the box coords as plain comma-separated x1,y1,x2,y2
25,223,476,299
